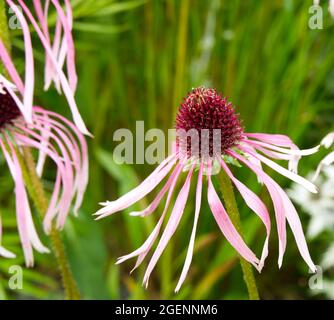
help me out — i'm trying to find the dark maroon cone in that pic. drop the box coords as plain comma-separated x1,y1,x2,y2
176,87,244,158
0,88,21,130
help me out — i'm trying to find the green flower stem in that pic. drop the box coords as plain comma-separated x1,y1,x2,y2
215,169,260,300
0,0,11,75
21,148,81,300
0,2,80,300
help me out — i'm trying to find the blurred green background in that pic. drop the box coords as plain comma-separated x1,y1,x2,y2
1,0,334,299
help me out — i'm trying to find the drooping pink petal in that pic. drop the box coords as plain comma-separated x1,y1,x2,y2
130,163,184,217
175,162,204,292
207,163,260,269
143,165,195,288
34,107,89,214
6,1,34,123
244,133,296,147
0,40,24,93
241,146,318,193
94,155,177,219
230,150,286,267
116,164,183,271
0,137,49,266
50,0,77,92
230,149,316,271
16,119,76,230
220,160,270,270
33,0,53,90
15,0,91,136
245,139,319,156
0,212,16,258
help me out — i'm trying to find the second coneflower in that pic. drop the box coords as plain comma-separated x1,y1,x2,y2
95,87,318,291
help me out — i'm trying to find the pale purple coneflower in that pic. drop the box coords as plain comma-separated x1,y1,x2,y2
95,87,318,291
0,70,88,267
0,0,90,136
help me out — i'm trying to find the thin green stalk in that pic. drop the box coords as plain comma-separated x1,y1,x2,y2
215,169,260,300
21,148,81,300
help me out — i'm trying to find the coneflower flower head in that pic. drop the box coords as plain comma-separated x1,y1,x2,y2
96,87,319,291
176,87,243,158
0,74,88,267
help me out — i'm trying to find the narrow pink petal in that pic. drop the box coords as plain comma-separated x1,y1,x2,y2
51,0,77,92
0,138,33,266
207,164,260,269
130,163,183,217
14,127,73,230
175,163,203,292
15,0,91,136
220,160,270,270
241,146,318,193
230,150,287,268
238,148,315,271
16,121,75,229
116,164,183,270
95,155,176,219
34,107,88,214
7,1,34,123
245,140,319,156
6,139,49,254
244,133,296,147
276,184,316,272
0,246,16,258
0,40,24,93
143,165,195,288
0,214,16,258
33,0,56,91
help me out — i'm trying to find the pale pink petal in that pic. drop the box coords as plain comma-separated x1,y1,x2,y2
175,163,204,292
130,163,183,217
50,0,77,92
230,150,287,267
7,1,34,123
244,133,296,147
15,122,75,230
95,155,177,219
34,107,88,214
15,0,91,136
116,164,183,271
230,149,316,270
0,213,16,258
245,139,319,156
241,146,318,193
143,165,195,288
0,40,24,93
207,164,260,269
220,160,270,270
